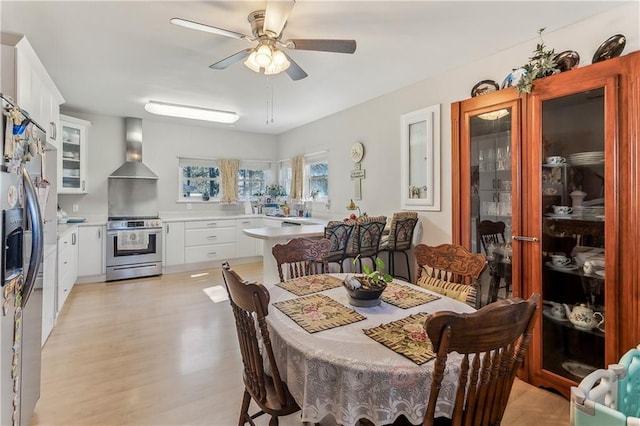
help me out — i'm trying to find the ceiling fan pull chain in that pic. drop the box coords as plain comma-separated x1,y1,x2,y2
270,77,274,123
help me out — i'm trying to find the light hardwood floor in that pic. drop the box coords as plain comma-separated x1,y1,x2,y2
31,262,569,426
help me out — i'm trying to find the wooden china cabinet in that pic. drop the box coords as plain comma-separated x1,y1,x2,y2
452,50,640,398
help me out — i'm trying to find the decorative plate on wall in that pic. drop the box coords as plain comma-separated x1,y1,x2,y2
501,68,526,89
554,50,580,72
592,34,626,63
470,80,499,97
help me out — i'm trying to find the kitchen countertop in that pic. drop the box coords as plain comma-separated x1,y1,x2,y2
56,213,327,238
161,214,327,226
242,224,326,240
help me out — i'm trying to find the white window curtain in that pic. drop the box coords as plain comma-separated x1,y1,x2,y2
290,155,304,200
219,159,240,203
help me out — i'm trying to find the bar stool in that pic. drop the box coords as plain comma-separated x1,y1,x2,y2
343,216,387,273
379,212,418,282
324,220,355,272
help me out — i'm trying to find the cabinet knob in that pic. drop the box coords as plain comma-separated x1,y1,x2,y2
207,223,217,227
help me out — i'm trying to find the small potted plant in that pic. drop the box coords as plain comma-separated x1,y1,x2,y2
343,257,393,306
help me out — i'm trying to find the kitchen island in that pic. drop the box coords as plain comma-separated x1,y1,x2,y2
243,224,325,286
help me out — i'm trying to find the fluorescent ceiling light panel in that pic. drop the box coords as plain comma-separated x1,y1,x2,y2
145,101,239,123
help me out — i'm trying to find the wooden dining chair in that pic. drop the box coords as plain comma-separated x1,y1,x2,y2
379,212,419,281
422,293,539,426
477,220,509,303
344,215,387,273
324,220,356,272
272,237,331,282
477,220,506,255
415,243,486,309
221,262,301,426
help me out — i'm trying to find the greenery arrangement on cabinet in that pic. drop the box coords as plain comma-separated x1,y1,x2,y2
515,28,557,94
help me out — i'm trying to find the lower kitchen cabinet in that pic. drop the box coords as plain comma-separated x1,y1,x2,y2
57,229,78,314
78,225,105,277
184,219,236,263
163,221,185,266
236,218,259,257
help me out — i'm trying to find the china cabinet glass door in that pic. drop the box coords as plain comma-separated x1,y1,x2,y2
538,87,607,382
526,69,620,397
469,110,514,304
453,90,522,308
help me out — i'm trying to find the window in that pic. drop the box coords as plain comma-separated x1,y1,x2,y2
279,163,292,195
180,160,220,200
238,168,267,198
306,159,328,198
178,157,273,202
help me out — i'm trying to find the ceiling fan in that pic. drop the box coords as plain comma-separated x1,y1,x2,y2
170,0,357,81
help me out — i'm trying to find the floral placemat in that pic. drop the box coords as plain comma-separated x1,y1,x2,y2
273,294,366,333
381,283,441,309
363,313,434,365
276,274,344,296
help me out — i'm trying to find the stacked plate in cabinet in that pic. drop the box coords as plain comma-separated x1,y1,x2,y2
569,151,604,166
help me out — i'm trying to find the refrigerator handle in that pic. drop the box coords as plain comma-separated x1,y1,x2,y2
22,167,44,304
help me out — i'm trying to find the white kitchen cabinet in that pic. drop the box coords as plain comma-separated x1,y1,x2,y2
163,221,185,266
1,34,64,149
78,225,105,277
184,219,236,263
58,114,90,194
57,229,78,314
236,218,259,257
42,246,57,346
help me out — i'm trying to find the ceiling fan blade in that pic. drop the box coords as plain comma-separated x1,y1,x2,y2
210,49,253,70
170,18,251,40
283,52,308,81
264,0,295,38
283,39,357,54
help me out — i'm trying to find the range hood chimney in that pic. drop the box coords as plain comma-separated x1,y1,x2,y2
108,117,158,179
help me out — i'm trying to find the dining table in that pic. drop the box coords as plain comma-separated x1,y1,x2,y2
266,273,476,426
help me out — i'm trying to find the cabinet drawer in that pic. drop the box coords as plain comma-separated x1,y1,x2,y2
184,243,236,263
185,227,236,246
185,219,236,230
58,231,74,249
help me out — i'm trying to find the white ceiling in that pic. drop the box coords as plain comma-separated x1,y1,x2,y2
0,1,624,134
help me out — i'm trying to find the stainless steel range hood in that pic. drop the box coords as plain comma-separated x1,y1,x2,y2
108,117,159,219
108,117,158,179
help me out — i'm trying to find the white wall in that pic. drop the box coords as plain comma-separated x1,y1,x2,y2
58,114,278,217
278,2,640,245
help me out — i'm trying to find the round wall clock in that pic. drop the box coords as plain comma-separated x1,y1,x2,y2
350,142,364,163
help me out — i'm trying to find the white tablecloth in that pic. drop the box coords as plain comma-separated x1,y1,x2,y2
266,274,475,426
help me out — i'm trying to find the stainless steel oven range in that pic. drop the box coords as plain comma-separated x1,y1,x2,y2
106,217,162,281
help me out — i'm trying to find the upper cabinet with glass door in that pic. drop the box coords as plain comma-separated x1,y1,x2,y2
58,114,90,194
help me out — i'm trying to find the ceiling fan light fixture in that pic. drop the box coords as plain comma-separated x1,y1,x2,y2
255,44,272,67
244,51,261,73
144,101,239,124
265,50,290,74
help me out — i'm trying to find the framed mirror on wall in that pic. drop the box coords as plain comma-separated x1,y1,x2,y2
400,104,441,211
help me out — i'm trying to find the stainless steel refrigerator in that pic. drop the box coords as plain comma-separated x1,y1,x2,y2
1,94,44,426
